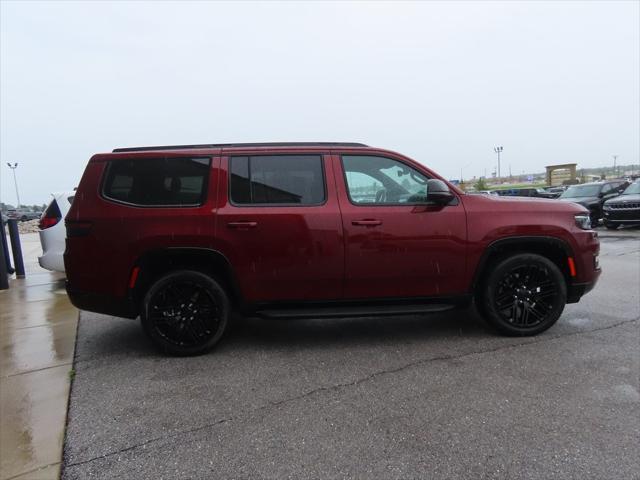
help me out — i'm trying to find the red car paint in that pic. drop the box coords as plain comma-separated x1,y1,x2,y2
64,144,600,319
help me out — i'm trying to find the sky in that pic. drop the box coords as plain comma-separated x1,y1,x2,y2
1,0,638,205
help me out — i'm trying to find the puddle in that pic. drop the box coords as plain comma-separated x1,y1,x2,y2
566,317,591,327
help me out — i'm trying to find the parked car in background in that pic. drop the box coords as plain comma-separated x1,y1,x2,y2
495,187,555,198
542,186,566,199
602,181,640,230
65,142,600,355
38,191,75,272
559,180,629,225
7,208,42,222
467,190,500,196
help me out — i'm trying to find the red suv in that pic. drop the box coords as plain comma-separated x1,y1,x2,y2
65,143,600,355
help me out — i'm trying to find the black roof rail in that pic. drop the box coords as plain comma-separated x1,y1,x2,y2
112,142,369,153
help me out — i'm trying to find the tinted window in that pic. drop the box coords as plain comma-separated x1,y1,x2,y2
561,184,601,197
342,155,429,205
103,157,210,206
230,155,325,205
622,182,640,195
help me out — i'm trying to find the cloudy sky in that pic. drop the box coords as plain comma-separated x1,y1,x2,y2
1,0,638,205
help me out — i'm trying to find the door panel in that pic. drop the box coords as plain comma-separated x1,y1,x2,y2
333,153,467,299
214,154,344,303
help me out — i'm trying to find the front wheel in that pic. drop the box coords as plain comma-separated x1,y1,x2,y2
479,254,567,336
141,270,230,356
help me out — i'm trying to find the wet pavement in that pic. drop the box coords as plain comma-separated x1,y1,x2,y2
62,229,639,479
1,233,78,480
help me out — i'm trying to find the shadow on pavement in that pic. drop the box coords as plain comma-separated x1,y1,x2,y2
78,308,489,359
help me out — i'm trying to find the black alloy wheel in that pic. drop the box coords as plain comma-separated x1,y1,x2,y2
479,254,567,336
141,270,229,355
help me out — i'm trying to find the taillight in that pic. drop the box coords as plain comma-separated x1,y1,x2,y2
39,200,61,230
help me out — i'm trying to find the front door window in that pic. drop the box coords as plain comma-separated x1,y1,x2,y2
342,155,429,205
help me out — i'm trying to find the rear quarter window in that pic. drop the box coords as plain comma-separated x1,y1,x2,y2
102,157,211,207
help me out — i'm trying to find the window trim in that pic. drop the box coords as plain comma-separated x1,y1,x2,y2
100,156,212,208
228,154,328,208
340,154,435,207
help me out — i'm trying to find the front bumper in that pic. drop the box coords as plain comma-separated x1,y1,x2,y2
567,277,599,304
603,207,640,223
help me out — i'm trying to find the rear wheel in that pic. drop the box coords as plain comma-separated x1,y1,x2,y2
479,254,566,336
141,270,229,356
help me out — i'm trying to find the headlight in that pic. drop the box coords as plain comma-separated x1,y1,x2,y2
574,214,591,230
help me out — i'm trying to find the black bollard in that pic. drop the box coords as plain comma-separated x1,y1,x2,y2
0,227,8,289
7,219,25,279
1,221,15,274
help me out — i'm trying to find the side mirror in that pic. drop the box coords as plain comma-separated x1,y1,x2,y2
426,179,455,205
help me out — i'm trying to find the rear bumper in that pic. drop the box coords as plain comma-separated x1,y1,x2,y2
38,252,65,273
66,283,138,319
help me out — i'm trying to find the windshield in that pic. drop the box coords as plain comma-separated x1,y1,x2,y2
622,183,640,195
561,185,600,198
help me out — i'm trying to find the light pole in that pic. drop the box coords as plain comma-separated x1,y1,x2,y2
6,163,20,208
494,146,503,181
612,155,618,178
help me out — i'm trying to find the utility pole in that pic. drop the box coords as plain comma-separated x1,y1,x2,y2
460,162,472,184
6,163,20,208
612,155,618,178
494,146,503,181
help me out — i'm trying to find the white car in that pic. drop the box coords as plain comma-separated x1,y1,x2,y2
38,191,75,272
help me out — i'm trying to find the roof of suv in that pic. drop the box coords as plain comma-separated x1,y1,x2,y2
575,181,622,187
112,142,369,153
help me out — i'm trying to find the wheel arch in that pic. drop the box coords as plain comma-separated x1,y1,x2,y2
471,236,575,292
130,248,242,310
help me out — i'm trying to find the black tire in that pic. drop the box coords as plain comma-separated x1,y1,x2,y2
589,210,600,227
604,222,619,230
479,254,567,336
141,270,229,356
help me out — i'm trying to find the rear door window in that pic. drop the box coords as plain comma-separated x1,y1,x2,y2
102,157,210,206
229,155,325,205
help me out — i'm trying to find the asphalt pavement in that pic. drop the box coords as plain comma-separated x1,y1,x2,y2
62,231,639,479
